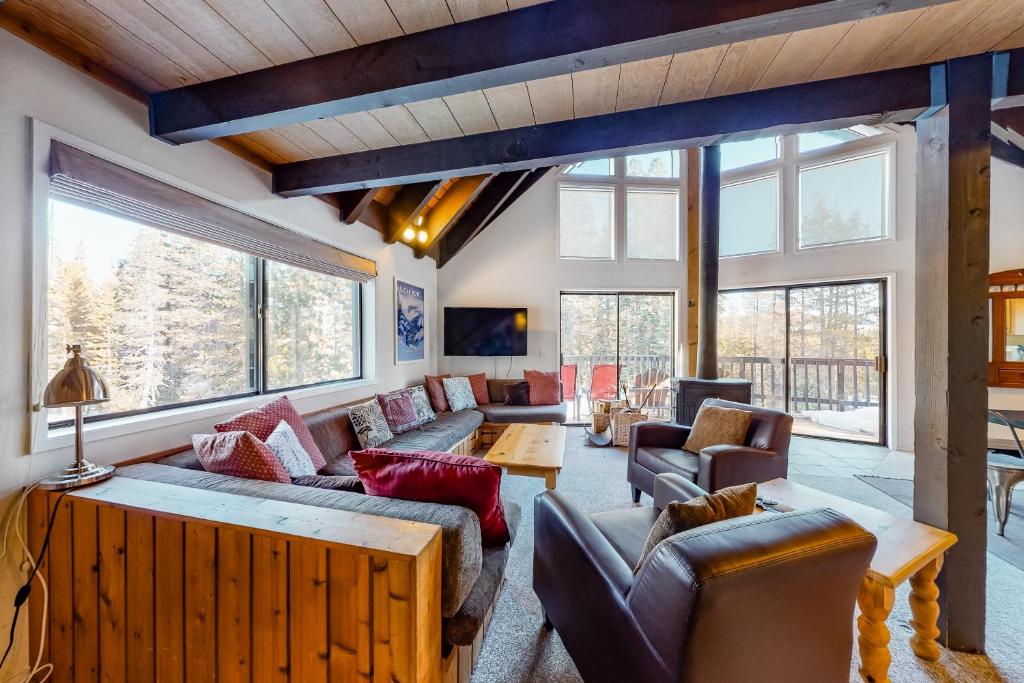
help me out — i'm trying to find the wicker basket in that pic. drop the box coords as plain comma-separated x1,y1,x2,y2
591,400,627,432
611,411,649,447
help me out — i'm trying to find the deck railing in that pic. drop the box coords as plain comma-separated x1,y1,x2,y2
718,355,879,412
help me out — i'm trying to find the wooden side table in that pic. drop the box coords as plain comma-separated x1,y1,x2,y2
757,479,958,683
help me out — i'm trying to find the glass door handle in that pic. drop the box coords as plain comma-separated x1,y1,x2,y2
875,356,887,373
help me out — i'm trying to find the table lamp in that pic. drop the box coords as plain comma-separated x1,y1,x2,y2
39,344,115,490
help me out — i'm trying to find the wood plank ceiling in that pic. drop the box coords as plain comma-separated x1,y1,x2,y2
4,0,1024,263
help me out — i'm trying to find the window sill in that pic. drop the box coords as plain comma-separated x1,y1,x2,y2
35,377,378,455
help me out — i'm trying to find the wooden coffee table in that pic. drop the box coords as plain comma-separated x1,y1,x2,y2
757,479,957,683
484,423,566,489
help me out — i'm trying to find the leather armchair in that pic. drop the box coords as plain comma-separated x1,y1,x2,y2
628,398,793,501
533,474,876,683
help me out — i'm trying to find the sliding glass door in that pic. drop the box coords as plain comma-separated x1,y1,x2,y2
560,292,675,424
718,280,887,444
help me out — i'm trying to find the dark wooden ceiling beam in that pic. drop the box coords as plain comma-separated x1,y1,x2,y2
384,181,445,244
434,171,530,266
274,64,938,195
149,0,955,143
993,135,1024,170
479,167,551,231
337,188,380,224
274,49,1024,196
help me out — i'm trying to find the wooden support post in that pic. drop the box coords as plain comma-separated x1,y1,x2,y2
913,54,991,653
696,146,720,381
686,148,701,377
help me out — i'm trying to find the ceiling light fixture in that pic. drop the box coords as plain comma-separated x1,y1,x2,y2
402,226,416,241
417,229,429,244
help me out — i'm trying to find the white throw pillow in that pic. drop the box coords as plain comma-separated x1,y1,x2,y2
349,399,395,448
408,385,436,424
264,420,316,477
443,376,478,411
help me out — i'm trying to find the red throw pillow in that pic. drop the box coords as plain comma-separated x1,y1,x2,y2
214,396,326,470
468,373,490,405
424,374,451,412
192,432,290,483
352,449,510,547
524,370,561,406
377,389,421,434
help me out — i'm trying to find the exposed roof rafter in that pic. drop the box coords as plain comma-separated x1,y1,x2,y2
148,0,955,144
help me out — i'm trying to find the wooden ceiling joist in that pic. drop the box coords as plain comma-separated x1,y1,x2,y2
274,50,1024,196
480,167,552,231
337,188,380,224
993,135,1024,169
414,175,492,258
384,181,446,244
147,0,955,144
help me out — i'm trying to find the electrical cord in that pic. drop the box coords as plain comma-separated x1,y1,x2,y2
0,486,67,682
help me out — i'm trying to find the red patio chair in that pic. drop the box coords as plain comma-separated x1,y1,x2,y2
590,364,619,401
561,364,578,419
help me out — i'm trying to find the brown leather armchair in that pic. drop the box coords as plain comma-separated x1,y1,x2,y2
628,398,793,501
533,474,876,683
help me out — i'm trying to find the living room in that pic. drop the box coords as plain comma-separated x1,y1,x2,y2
2,1,1024,682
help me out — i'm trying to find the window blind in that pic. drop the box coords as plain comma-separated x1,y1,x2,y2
48,141,376,282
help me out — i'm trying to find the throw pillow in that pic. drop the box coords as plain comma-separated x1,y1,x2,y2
214,395,326,471
191,431,290,483
524,370,561,406
291,474,365,493
377,389,421,434
424,374,451,412
634,482,758,572
503,380,531,406
264,420,316,477
443,376,478,411
683,403,754,454
352,448,510,546
349,399,395,448
468,373,490,405
408,385,436,424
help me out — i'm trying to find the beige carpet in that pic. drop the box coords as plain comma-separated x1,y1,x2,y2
471,428,1024,682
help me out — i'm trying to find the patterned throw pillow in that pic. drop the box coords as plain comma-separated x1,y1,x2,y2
191,431,290,483
264,420,316,477
683,404,753,454
524,370,561,406
468,373,490,405
349,399,395,448
377,389,421,434
634,483,757,572
424,374,451,412
443,376,478,411
214,395,326,470
408,385,436,424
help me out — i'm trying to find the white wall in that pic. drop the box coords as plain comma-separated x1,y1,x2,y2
989,157,1024,433
437,172,686,381
0,32,436,669
440,127,919,449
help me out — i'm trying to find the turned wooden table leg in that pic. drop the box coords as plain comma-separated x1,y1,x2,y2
909,555,943,661
857,576,895,683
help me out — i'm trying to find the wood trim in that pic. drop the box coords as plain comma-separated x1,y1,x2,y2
686,147,701,377
30,478,444,682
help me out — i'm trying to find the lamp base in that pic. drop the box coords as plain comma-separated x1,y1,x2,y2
37,460,115,491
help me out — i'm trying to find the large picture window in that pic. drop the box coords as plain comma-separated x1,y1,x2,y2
46,198,362,427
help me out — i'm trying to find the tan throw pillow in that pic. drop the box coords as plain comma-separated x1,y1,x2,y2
634,482,757,572
683,404,753,454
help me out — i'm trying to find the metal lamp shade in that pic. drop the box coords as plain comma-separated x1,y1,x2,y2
39,345,114,490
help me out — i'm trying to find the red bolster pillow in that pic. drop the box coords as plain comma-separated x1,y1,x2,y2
351,448,510,547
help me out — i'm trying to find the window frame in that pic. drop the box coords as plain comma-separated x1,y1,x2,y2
719,170,784,259
795,139,896,252
34,124,370,442
720,128,897,258
44,198,366,430
557,156,683,262
556,181,618,261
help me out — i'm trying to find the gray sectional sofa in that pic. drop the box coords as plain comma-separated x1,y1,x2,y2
115,379,565,651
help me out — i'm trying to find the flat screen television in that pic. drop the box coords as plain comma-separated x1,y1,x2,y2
444,307,528,356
